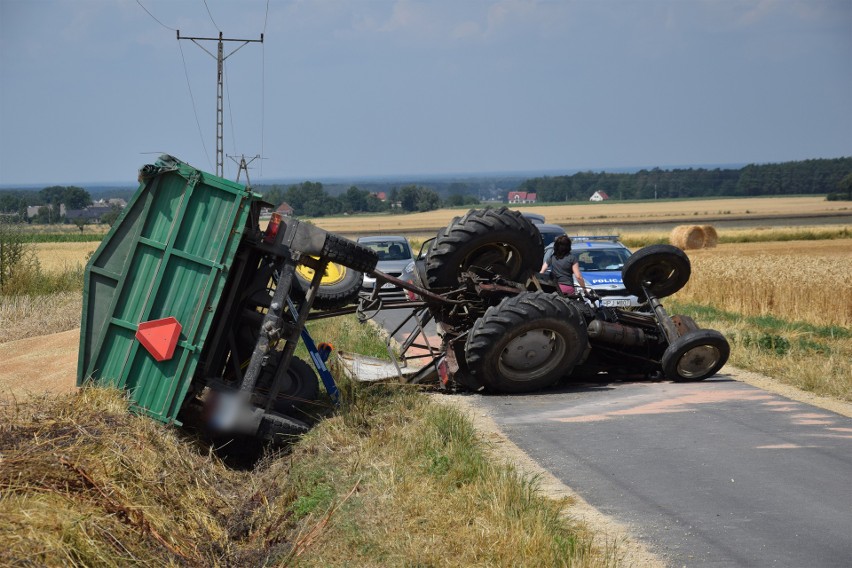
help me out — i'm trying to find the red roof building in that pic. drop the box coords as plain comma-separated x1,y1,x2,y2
507,191,537,204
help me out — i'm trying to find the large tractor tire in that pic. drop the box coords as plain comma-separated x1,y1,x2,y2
622,244,691,299
293,259,364,310
425,207,543,288
662,329,729,382
465,292,588,393
321,234,379,273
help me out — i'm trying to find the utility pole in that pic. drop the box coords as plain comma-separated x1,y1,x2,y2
177,30,263,177
229,154,260,188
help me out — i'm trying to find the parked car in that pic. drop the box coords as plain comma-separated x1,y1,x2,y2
537,223,567,248
356,236,415,296
520,212,546,225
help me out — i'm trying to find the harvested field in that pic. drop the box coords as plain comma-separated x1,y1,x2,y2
306,196,850,236
33,242,98,272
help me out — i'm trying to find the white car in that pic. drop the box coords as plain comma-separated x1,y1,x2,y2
356,236,415,297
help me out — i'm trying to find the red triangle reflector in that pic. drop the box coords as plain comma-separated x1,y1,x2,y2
136,317,182,362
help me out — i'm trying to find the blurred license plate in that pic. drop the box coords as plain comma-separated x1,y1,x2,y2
603,299,631,307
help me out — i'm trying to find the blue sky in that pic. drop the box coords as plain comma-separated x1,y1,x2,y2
1,0,850,186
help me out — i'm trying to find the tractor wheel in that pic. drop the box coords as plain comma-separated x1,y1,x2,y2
260,356,320,413
465,292,587,393
321,233,379,273
622,244,691,299
425,207,543,288
292,259,363,310
662,329,729,382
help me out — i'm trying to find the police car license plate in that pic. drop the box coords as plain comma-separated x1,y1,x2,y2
603,299,631,307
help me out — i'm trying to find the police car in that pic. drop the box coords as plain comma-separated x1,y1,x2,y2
571,236,643,308
543,235,643,309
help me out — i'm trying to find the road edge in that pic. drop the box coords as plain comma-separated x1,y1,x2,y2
432,393,668,568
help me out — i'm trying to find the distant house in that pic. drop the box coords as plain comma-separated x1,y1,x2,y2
371,192,387,202
275,202,295,217
507,191,537,204
27,204,66,219
590,190,610,202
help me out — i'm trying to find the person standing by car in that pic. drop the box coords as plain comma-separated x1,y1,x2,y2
543,235,588,295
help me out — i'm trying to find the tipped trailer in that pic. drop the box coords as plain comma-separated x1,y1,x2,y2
78,155,378,441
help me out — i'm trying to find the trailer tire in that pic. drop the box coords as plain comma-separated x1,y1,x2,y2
622,244,691,299
465,292,587,393
662,329,729,382
321,234,379,273
425,207,543,288
263,356,320,413
292,260,364,310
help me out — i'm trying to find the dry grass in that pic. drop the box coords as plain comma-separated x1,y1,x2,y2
261,382,615,567
0,388,246,566
0,292,82,343
0,382,615,567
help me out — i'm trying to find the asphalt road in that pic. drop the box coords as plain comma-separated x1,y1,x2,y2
376,305,852,567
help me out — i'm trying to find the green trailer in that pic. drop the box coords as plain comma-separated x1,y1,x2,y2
78,155,378,440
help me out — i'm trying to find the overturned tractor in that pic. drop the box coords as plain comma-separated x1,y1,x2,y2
360,207,730,393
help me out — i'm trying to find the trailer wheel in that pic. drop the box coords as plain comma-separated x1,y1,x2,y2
662,329,729,382
622,244,691,299
465,292,587,393
321,233,379,273
425,207,543,288
263,356,321,412
292,260,364,310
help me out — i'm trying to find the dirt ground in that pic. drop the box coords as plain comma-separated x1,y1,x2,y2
0,329,79,399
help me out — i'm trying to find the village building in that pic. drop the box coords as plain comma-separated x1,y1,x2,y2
275,202,295,217
590,190,610,202
507,191,537,204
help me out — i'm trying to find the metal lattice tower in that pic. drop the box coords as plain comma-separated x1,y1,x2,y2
177,30,263,177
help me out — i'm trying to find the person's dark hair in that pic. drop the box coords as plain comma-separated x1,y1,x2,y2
553,235,572,259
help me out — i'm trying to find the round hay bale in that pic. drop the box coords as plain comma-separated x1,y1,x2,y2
701,225,719,248
669,225,705,250
669,226,687,249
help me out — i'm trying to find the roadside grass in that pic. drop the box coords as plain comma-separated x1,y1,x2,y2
0,316,615,567
668,300,852,402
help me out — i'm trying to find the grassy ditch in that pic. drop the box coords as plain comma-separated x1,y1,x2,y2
0,315,615,567
668,300,852,402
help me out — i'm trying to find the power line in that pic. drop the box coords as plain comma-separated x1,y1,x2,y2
178,40,214,172
202,0,221,32
135,0,176,32
263,0,270,34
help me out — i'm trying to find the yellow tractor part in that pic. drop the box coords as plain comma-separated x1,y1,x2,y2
296,257,348,286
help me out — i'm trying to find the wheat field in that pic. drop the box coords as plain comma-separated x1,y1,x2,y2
675,240,851,328
33,242,99,273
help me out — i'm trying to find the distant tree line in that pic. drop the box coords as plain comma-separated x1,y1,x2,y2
519,157,852,202
259,182,478,217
